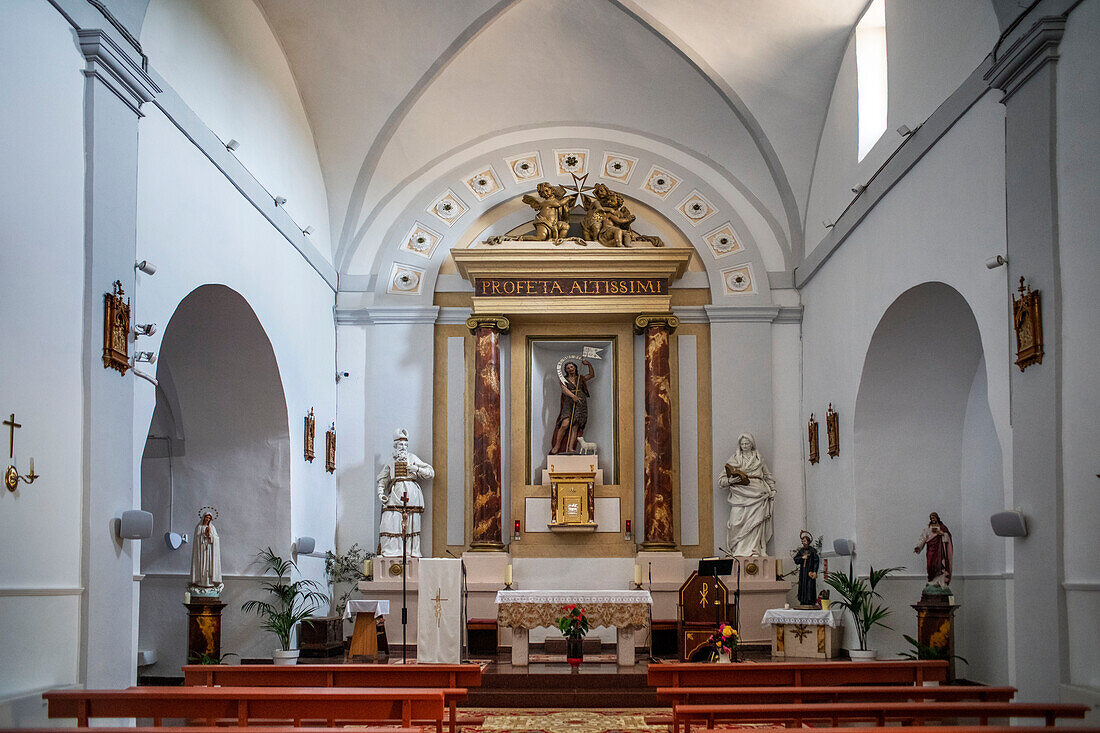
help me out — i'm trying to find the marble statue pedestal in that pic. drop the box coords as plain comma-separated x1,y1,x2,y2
185,599,225,663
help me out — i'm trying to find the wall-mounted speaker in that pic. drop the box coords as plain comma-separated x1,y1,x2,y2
990,510,1028,537
120,510,154,540
295,536,316,555
833,538,855,556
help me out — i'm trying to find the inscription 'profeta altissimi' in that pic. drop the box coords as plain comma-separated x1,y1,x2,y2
475,277,668,297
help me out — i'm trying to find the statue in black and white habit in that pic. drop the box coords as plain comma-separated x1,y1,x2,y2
792,531,820,608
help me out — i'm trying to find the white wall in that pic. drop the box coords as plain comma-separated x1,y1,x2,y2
141,0,332,260
0,0,86,716
133,106,337,666
804,0,998,253
800,94,1010,674
335,319,437,558
1056,0,1100,695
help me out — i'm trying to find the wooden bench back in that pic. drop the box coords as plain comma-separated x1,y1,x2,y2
648,659,948,687
674,700,1090,732
182,663,481,689
44,687,445,728
658,684,1017,704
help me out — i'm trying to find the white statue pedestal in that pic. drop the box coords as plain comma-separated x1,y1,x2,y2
541,453,603,485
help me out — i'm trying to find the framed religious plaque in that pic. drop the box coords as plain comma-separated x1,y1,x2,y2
304,408,316,462
325,423,336,473
102,280,130,375
1012,277,1043,371
826,403,839,458
807,413,820,464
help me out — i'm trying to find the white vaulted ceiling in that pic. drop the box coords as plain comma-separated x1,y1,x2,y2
253,0,869,279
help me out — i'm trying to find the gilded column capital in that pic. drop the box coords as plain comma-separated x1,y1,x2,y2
633,313,679,335
465,315,510,334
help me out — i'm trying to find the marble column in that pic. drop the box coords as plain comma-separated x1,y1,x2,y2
635,314,679,549
466,316,509,549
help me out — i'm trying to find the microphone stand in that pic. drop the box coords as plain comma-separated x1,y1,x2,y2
731,557,742,662
400,492,409,664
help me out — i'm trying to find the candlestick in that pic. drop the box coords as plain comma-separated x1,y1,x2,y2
504,563,513,587
633,564,642,588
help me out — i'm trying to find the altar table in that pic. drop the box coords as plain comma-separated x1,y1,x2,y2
762,607,843,659
344,600,390,660
495,590,652,666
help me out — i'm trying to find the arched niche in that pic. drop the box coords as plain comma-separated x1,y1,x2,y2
850,282,1006,675
138,284,291,672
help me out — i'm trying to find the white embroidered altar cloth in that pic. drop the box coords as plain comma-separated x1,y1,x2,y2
495,589,652,629
342,599,390,620
761,607,842,627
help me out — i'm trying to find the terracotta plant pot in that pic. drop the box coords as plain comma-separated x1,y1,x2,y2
566,637,583,667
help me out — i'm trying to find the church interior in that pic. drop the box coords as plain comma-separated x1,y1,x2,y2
2,0,1098,729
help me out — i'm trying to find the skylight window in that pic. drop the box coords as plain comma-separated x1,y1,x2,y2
856,0,888,161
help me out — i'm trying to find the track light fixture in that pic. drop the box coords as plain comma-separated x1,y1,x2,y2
226,138,240,152
135,260,157,276
302,225,315,235
274,195,287,207
851,184,866,195
985,254,1009,269
134,351,156,364
897,124,915,137
134,323,157,337
822,218,835,229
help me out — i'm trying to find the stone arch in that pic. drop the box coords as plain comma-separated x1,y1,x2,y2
137,284,291,673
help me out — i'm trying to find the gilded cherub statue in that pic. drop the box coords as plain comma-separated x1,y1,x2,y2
487,182,578,244
581,184,664,248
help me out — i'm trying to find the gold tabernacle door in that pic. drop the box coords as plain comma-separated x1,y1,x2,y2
548,470,597,531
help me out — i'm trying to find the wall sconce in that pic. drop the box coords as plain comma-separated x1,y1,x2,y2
164,531,189,550
4,413,39,492
225,138,240,152
135,260,157,276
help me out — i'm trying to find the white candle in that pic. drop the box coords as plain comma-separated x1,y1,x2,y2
364,559,370,576
633,564,642,586
505,564,513,586
184,591,191,604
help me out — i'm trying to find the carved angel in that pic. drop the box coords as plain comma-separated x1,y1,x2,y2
581,183,664,248
487,182,574,244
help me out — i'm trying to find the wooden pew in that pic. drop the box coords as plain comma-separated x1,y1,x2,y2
674,700,1091,733
43,686,445,730
694,728,1100,733
648,659,948,688
660,684,1016,705
659,686,1016,733
182,663,481,733
4,729,423,733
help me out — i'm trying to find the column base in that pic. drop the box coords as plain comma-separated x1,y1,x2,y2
641,541,677,551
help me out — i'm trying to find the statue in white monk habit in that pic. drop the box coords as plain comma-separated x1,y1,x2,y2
189,507,223,597
720,433,776,556
377,429,434,557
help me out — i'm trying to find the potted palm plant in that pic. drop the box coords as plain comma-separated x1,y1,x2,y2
823,563,903,660
242,547,328,665
555,604,590,667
